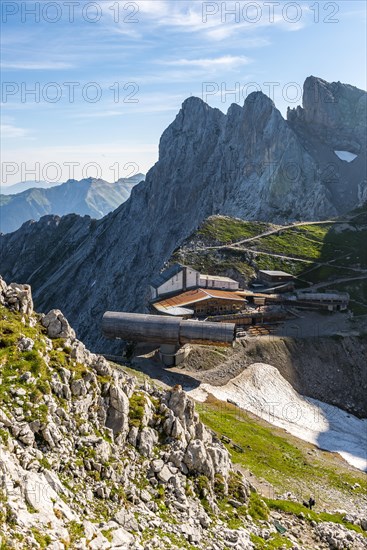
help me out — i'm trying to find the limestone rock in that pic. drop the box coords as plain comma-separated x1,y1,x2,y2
183,440,213,478
150,459,164,473
70,378,87,397
111,526,135,547
88,532,110,549
41,309,76,339
0,276,7,302
3,278,362,550
3,282,34,315
106,385,129,437
167,385,195,431
0,408,13,428
138,427,158,458
17,337,34,352
17,424,35,446
114,509,139,532
157,465,173,484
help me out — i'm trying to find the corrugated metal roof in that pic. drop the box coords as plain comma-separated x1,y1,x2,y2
153,289,209,309
296,292,349,301
152,288,246,311
259,270,293,277
205,289,245,300
153,305,195,316
200,274,238,283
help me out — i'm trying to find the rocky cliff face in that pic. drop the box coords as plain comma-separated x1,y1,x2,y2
2,282,367,549
0,278,258,549
287,76,367,212
0,76,366,348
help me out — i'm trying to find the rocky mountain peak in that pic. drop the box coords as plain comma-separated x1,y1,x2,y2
241,90,281,136
181,95,209,111
158,96,225,161
0,76,366,349
288,76,367,146
244,90,276,110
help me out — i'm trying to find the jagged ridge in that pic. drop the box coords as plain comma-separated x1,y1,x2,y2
0,76,366,349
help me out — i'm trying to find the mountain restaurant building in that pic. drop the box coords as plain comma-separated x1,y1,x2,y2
152,288,247,318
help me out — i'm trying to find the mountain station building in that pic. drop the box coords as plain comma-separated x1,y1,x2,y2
150,264,239,301
150,264,243,317
151,288,246,318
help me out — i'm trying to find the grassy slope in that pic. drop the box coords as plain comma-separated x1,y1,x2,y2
197,397,366,520
197,217,272,244
173,207,367,315
121,364,367,529
0,304,100,427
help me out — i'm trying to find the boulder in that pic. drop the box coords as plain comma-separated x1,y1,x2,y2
0,408,13,428
111,527,135,547
3,282,33,315
138,427,158,458
157,465,173,484
106,385,129,437
41,310,76,340
88,532,110,550
150,459,164,473
92,356,113,377
70,378,87,397
183,439,212,478
0,276,7,303
114,509,140,532
127,426,139,447
17,424,35,446
17,337,35,352
167,386,195,431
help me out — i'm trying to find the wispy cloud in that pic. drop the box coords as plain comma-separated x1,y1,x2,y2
133,1,308,41
161,55,252,69
1,61,75,70
1,124,29,138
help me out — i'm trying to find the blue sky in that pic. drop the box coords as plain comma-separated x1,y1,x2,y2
1,0,366,185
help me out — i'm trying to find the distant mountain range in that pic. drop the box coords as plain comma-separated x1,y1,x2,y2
0,76,366,349
0,173,145,233
1,180,59,194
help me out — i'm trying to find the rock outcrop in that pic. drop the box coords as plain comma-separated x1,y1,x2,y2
0,280,33,315
0,76,366,349
41,309,76,339
0,279,256,549
1,281,367,549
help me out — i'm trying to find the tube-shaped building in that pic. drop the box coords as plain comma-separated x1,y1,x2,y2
102,312,236,347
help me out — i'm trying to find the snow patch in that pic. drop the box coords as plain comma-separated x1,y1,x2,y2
334,150,358,162
188,363,367,471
